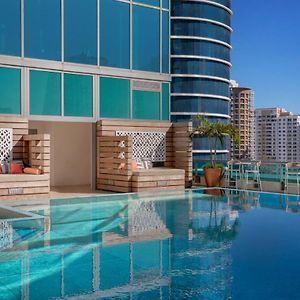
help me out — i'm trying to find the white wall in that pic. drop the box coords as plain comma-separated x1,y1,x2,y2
29,121,93,187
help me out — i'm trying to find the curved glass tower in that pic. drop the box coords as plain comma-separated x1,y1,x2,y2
171,0,232,170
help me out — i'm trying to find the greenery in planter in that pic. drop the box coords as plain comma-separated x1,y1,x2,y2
191,116,240,169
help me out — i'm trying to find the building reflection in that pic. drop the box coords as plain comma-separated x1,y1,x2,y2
0,191,244,300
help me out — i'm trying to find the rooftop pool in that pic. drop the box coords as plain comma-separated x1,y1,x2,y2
1,189,300,299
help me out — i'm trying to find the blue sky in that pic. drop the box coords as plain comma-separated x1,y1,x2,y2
231,0,300,113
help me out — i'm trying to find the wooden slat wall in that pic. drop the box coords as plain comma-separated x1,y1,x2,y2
172,122,193,188
97,119,174,164
97,135,133,192
23,134,51,175
0,117,50,198
0,116,29,160
97,120,193,192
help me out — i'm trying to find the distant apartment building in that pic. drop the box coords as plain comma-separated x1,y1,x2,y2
230,81,254,159
255,108,300,162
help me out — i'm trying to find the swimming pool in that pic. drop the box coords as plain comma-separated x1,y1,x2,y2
1,189,300,299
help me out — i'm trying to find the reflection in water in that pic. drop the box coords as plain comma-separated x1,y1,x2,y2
0,190,300,299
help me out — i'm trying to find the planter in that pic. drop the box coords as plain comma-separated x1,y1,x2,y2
204,168,224,187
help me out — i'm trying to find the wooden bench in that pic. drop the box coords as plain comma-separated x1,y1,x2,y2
97,120,192,193
0,117,50,199
132,167,185,192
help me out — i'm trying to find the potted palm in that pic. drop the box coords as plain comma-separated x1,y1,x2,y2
191,116,240,187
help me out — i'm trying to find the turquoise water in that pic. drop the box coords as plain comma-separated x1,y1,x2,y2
1,189,300,299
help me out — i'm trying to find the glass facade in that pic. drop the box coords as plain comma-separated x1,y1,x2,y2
0,0,170,121
171,0,232,163
64,0,97,65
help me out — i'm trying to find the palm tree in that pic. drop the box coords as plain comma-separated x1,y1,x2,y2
191,116,240,168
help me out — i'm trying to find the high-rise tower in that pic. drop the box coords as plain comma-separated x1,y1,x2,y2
171,0,232,169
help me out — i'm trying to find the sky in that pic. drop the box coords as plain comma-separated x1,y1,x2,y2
231,0,300,113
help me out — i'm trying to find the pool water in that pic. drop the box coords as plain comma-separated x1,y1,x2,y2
1,189,300,299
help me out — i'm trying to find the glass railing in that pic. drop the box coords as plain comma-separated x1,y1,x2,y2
193,161,300,184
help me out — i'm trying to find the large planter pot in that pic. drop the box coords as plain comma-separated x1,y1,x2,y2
204,168,224,187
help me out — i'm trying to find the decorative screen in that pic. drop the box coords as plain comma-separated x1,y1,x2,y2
116,131,166,162
0,128,13,163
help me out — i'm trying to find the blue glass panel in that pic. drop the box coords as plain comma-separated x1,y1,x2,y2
0,260,22,299
132,90,160,120
0,67,21,114
211,0,231,9
162,83,170,120
172,20,231,44
172,2,231,26
64,250,93,296
162,11,169,73
162,0,169,9
171,39,230,62
134,0,159,7
0,0,21,56
193,136,227,150
172,58,230,79
172,77,229,97
171,115,228,126
30,70,61,116
133,6,160,72
100,77,130,119
29,255,61,299
64,0,97,65
171,96,229,115
64,73,93,117
100,244,130,289
25,0,61,61
133,241,160,273
100,0,130,69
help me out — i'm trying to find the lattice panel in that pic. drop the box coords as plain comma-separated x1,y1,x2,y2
0,128,13,164
132,201,167,234
116,131,166,162
0,221,13,250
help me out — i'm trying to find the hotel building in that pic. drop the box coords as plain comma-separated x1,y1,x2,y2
0,0,170,188
170,0,232,169
230,81,254,160
255,108,300,162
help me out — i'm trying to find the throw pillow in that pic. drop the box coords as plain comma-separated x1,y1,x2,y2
10,163,23,174
23,167,42,175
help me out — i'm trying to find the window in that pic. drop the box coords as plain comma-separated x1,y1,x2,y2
64,73,93,117
162,11,169,73
162,83,169,120
100,77,130,119
100,0,130,69
64,0,97,65
30,70,61,116
132,90,160,120
0,0,21,56
0,67,21,114
25,0,61,61
133,6,160,72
